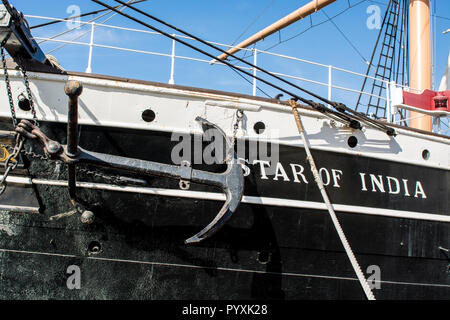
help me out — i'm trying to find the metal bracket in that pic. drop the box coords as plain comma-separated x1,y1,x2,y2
15,81,244,244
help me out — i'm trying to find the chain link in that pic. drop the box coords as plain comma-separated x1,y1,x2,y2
0,40,40,194
77,167,128,186
16,55,39,126
1,46,17,127
233,109,244,142
223,109,244,163
0,136,23,195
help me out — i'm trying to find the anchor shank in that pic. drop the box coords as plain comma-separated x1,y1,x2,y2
77,148,195,182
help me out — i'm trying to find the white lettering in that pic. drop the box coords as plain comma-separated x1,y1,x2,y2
386,176,401,194
319,168,331,186
238,158,251,177
273,163,290,181
360,173,368,191
290,164,308,184
331,169,343,188
370,174,385,193
253,160,271,180
414,181,427,199
402,179,410,197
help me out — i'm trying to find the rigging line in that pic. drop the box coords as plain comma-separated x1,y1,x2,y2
124,0,396,134
236,43,256,67
321,10,368,65
45,0,138,55
109,0,396,134
262,0,368,53
230,67,272,99
228,0,367,64
37,0,138,46
102,0,347,111
373,0,450,21
355,0,393,112
434,15,450,21
30,0,147,29
231,0,275,46
440,119,449,129
372,0,450,21
92,0,355,125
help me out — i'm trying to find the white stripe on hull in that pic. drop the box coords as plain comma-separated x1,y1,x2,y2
3,175,449,223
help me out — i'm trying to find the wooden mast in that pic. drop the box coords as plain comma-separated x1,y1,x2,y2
409,0,432,131
214,0,337,61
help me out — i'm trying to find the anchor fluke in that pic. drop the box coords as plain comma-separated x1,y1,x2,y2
185,117,244,244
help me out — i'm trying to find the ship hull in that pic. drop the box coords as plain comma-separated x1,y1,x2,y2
0,121,448,300
0,70,448,300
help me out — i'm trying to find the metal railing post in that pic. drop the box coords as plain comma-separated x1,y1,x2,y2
86,23,95,74
328,65,332,107
386,81,392,123
169,34,176,85
253,49,258,96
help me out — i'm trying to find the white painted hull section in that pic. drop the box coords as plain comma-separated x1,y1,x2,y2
0,70,448,171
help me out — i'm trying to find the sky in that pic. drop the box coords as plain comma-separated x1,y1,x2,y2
10,0,450,113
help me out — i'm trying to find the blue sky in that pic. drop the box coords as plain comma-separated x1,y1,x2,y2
11,0,450,108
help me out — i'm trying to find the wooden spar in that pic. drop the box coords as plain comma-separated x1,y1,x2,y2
409,0,432,131
214,0,337,61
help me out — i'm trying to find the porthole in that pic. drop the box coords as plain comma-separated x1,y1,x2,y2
422,149,430,160
257,251,272,265
18,94,31,111
88,241,102,255
254,122,266,135
348,136,358,149
142,109,156,123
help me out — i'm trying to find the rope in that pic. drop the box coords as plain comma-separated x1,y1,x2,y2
321,9,369,65
289,100,376,300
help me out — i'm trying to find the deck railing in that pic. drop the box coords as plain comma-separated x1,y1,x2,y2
25,15,449,134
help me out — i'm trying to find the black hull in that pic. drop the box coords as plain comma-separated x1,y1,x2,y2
0,121,448,300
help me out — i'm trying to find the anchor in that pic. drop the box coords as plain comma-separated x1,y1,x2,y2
15,81,244,244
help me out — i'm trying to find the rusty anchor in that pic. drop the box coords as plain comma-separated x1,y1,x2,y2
15,81,244,244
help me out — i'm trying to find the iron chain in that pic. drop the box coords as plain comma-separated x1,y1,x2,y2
16,55,39,126
233,109,244,141
0,40,40,194
1,46,17,127
0,137,23,195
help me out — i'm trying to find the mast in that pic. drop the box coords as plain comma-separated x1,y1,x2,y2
409,0,432,131
214,0,336,61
